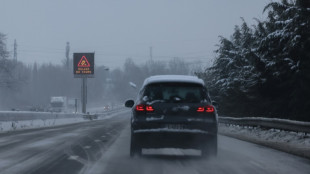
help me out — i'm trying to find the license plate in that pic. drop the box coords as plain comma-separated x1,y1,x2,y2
164,124,187,130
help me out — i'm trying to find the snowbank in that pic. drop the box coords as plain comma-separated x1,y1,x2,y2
219,124,310,159
0,111,80,121
219,116,310,133
0,107,126,133
0,117,85,132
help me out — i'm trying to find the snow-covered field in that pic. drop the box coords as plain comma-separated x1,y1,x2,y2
219,123,310,159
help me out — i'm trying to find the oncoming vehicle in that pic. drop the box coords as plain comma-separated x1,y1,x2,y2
49,96,67,112
125,75,218,157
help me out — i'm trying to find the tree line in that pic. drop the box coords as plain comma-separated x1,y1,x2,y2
197,0,310,121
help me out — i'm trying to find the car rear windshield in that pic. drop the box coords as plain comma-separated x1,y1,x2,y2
142,82,208,103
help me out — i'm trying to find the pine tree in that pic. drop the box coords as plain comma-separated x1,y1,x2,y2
203,0,310,120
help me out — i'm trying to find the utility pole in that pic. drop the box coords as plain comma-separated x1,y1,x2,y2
66,42,70,69
13,39,17,63
150,46,153,61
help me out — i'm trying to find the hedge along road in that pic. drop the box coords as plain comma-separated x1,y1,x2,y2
0,111,309,174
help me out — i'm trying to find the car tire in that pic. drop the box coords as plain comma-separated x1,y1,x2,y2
130,134,142,157
201,135,218,158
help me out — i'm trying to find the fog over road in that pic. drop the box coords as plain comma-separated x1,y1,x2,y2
0,111,309,174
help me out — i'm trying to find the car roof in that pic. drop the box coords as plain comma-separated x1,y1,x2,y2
142,75,205,87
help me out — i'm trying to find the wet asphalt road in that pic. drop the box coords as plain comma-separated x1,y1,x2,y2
0,110,309,174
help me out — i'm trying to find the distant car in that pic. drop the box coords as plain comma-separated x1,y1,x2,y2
104,105,110,111
125,75,218,157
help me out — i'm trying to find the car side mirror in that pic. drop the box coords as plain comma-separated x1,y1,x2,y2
125,100,134,108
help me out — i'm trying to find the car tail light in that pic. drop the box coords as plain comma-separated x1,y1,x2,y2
136,105,154,112
197,107,205,112
146,105,154,112
136,105,145,111
205,105,215,113
197,105,215,113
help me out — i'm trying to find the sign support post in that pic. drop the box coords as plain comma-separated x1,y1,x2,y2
82,77,87,113
73,53,94,114
75,98,78,113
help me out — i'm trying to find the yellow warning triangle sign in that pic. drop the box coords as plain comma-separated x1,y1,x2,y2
78,56,90,67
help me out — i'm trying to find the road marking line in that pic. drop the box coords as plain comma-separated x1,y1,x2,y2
68,155,79,160
249,160,264,168
84,146,91,149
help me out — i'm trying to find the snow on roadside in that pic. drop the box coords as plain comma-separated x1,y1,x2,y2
0,117,85,132
219,123,310,158
0,109,126,133
219,124,310,146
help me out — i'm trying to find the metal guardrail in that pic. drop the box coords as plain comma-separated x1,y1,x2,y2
83,114,98,120
219,116,310,134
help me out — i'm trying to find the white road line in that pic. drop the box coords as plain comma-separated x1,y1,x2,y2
68,155,79,161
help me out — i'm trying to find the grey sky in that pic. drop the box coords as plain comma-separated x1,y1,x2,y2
1,0,270,69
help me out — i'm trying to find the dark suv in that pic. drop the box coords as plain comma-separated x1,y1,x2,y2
125,75,218,157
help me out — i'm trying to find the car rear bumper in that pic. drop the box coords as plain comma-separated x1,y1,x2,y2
133,128,209,134
131,120,217,148
132,120,218,133
132,131,216,149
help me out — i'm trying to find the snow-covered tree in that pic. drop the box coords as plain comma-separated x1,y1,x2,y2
202,0,310,120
